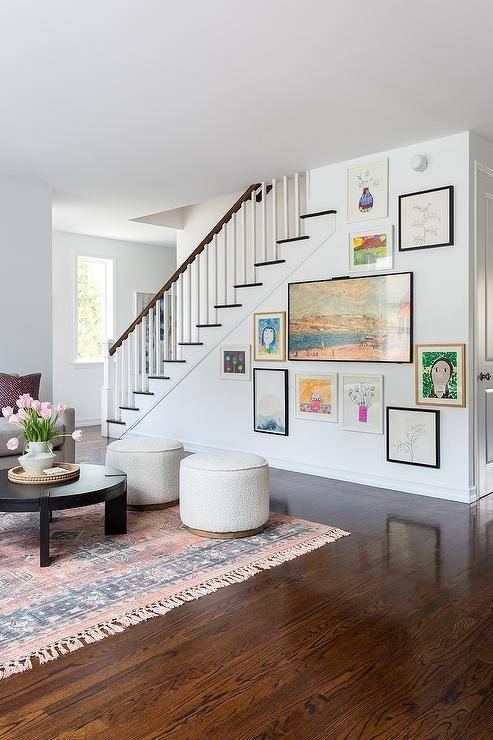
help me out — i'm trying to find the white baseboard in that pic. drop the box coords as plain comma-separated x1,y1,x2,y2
130,432,472,504
76,417,101,428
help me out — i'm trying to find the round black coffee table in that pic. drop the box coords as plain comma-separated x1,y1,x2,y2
0,463,127,567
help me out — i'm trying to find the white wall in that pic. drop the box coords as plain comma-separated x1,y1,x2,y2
136,132,473,502
53,232,176,425
176,190,243,264
0,176,52,399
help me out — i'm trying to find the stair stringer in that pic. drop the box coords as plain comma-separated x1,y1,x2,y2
120,214,337,438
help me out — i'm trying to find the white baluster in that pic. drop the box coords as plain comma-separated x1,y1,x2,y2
155,298,160,372
242,202,247,284
187,266,192,342
204,242,210,325
140,315,146,391
147,307,154,375
294,172,300,238
177,277,183,353
232,212,237,304
133,325,138,392
127,336,132,405
283,175,288,240
213,234,218,321
120,345,125,411
304,170,310,235
261,182,267,262
172,280,178,359
113,347,120,420
223,222,228,305
251,189,257,277
196,256,201,340
102,339,114,434
272,178,277,260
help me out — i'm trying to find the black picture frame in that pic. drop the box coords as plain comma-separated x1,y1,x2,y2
398,185,454,252
253,368,289,436
386,406,440,468
287,272,413,364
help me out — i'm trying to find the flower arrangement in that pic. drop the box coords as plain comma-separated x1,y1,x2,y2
2,394,82,453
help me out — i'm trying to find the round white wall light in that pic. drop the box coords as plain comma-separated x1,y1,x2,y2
410,154,428,172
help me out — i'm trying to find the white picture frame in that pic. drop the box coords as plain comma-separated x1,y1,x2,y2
342,374,384,434
346,158,388,223
294,373,338,422
219,345,251,380
348,226,393,273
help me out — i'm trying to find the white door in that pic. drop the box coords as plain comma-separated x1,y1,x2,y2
476,168,493,498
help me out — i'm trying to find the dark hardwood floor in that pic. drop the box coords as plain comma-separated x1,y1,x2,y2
1,427,493,738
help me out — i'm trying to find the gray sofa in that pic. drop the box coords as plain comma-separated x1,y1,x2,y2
0,407,76,470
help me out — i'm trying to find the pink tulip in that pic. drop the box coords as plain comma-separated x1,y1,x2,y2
31,400,42,413
55,403,66,415
6,437,19,451
72,429,83,442
2,406,13,418
8,414,20,426
16,394,33,409
40,407,52,420
17,408,28,421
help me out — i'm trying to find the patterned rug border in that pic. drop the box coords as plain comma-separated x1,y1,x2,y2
0,526,349,681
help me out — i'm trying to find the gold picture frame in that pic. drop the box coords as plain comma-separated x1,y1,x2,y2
415,344,466,407
253,311,286,362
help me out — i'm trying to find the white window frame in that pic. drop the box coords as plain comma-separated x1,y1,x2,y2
74,255,114,365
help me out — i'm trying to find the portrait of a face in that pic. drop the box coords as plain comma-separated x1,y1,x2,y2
253,312,286,361
261,326,276,350
429,357,453,398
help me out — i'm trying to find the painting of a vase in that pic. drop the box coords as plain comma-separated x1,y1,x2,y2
358,187,374,213
346,159,388,223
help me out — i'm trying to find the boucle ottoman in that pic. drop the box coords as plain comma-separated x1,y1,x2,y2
106,436,183,510
180,452,269,538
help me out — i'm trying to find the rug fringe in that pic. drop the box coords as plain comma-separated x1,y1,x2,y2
0,527,349,681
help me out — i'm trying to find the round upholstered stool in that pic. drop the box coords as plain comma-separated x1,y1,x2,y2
106,436,183,510
180,452,269,538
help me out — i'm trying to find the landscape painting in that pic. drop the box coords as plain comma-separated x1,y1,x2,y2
254,368,288,435
349,228,393,272
288,272,413,363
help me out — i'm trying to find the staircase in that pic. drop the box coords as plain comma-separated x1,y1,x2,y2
102,173,337,439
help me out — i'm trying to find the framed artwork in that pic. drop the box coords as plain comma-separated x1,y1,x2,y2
342,374,383,434
398,186,454,251
220,345,251,380
386,407,440,468
253,368,288,435
348,227,393,273
288,272,413,363
295,373,338,422
346,158,388,223
253,311,286,361
415,344,465,407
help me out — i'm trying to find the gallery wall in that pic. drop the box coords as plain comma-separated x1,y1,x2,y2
136,132,473,502
0,176,53,400
53,232,176,426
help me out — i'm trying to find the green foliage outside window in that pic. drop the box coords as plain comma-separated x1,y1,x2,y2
77,260,105,359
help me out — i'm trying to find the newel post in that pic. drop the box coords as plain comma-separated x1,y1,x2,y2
101,339,115,436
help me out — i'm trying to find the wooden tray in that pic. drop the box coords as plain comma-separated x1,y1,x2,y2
8,463,80,485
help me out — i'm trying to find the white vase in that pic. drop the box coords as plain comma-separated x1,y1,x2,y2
18,441,56,476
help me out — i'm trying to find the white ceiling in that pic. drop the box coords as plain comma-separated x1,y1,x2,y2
1,0,493,246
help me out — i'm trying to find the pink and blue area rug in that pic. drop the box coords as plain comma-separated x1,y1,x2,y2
0,506,349,681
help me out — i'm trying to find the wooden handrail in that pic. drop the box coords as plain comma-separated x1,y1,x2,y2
109,182,266,355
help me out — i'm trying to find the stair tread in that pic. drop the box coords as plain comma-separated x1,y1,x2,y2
163,359,187,363
214,303,242,308
133,391,154,395
196,323,222,328
148,375,171,379
254,259,286,267
300,209,337,219
106,419,126,425
119,406,139,411
178,342,204,346
276,235,310,244
233,282,263,288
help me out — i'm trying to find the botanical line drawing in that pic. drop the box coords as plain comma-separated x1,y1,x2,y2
410,202,441,246
394,424,425,462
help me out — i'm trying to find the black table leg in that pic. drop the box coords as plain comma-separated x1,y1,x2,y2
40,493,50,567
105,489,127,535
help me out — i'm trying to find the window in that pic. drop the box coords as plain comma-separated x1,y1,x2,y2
76,256,114,361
